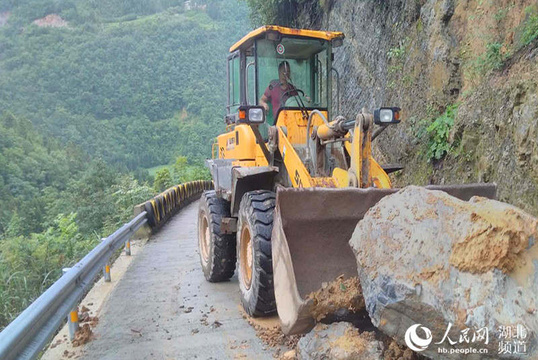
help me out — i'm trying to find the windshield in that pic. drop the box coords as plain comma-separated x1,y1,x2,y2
256,37,330,124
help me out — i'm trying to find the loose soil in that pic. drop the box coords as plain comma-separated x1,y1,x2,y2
72,324,93,347
382,339,419,360
307,275,365,321
243,311,302,349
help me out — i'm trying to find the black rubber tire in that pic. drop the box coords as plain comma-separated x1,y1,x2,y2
197,190,236,282
144,201,157,227
237,190,276,317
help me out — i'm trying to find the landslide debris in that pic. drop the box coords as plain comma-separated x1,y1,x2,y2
350,186,538,359
243,312,301,351
296,322,384,360
382,339,418,360
306,275,365,322
71,305,99,347
72,324,93,347
250,186,538,359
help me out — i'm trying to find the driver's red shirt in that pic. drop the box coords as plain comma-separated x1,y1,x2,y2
263,80,297,118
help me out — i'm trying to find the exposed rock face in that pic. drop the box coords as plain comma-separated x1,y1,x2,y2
0,12,10,27
296,322,384,360
349,186,538,359
33,14,68,28
297,0,538,216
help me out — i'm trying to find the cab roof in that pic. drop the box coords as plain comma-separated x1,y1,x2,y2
229,25,345,53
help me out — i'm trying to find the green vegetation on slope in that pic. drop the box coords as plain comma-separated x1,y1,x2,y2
0,0,250,168
0,111,156,328
0,0,249,328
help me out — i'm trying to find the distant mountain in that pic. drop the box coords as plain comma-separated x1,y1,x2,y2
0,0,251,169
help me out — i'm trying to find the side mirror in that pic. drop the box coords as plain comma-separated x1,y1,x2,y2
374,107,401,125
238,106,266,124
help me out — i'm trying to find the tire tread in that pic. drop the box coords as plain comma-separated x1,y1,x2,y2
238,190,276,317
200,191,236,282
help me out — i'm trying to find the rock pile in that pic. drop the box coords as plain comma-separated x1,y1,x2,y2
350,186,538,359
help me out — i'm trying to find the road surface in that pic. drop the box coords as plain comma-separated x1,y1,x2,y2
80,200,275,360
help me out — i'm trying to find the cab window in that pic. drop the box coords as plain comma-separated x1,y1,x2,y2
227,52,240,114
256,37,330,124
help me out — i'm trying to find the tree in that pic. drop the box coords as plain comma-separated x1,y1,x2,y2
154,168,173,192
172,155,188,183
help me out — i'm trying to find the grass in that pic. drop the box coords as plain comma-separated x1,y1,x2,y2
386,38,410,90
520,6,538,47
462,5,537,88
463,41,509,85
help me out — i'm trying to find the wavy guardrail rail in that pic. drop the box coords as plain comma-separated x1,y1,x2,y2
0,180,213,360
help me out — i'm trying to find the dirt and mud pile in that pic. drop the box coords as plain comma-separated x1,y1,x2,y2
71,305,99,347
307,275,365,322
349,186,538,359
243,312,302,358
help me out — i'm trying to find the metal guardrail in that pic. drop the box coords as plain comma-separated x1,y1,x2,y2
0,180,213,360
0,212,147,360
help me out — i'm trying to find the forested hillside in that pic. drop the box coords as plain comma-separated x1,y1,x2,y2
0,0,249,168
0,0,250,329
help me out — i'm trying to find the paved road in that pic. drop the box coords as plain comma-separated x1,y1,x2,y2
82,200,274,360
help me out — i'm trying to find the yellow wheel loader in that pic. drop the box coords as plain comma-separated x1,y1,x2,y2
197,26,496,335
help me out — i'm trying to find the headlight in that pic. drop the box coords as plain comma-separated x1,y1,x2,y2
380,109,394,123
332,38,344,48
374,107,401,125
248,108,265,123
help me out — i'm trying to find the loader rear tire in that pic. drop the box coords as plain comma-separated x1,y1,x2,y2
198,191,236,282
237,190,276,317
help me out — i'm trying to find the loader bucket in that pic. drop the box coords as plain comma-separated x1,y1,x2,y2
272,184,497,334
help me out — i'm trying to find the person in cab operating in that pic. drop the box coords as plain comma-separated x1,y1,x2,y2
259,61,311,119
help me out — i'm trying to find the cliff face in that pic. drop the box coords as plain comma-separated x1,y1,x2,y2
300,0,538,214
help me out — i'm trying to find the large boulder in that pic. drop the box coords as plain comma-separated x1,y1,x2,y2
296,322,384,360
349,186,538,359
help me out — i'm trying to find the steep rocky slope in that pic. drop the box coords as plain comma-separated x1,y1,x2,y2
298,0,538,214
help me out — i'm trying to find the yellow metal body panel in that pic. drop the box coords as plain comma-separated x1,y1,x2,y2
370,158,392,188
277,110,327,145
230,26,344,53
344,140,391,189
277,126,313,188
216,123,268,167
331,167,349,188
217,124,254,160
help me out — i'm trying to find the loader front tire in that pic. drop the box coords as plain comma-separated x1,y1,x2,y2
198,191,236,282
237,190,276,317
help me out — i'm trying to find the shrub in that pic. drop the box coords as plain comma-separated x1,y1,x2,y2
425,104,458,161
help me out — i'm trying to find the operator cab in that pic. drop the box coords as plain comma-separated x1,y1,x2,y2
226,26,344,126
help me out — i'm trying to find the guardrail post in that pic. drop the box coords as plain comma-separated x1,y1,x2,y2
125,239,131,256
62,268,79,341
100,238,112,282
103,261,111,282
